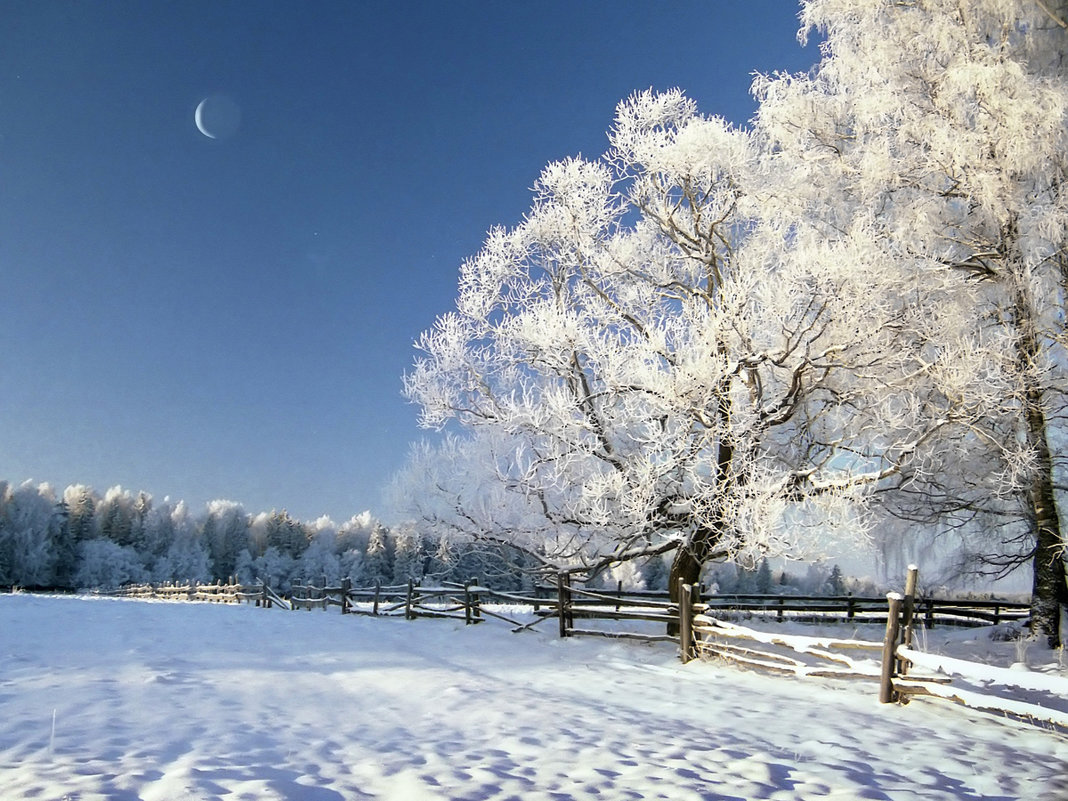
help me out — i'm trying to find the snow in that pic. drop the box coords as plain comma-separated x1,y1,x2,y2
2,594,1067,800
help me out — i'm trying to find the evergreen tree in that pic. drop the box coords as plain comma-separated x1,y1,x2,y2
202,501,250,581
756,558,773,594
64,485,96,544
363,526,394,586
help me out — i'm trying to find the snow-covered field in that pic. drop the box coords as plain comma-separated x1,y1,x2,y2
2,594,1066,800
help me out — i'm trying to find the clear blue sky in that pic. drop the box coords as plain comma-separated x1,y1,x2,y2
0,1,820,523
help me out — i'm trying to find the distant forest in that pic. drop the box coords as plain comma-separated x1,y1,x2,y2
0,480,534,592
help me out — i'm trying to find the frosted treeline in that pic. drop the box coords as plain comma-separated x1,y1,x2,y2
0,480,547,592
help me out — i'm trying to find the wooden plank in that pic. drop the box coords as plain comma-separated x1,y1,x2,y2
693,618,884,651
568,628,678,644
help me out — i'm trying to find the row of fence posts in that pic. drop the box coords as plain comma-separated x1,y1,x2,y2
285,577,484,624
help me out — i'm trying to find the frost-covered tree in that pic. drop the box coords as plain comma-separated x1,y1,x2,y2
605,558,646,592
295,517,342,585
95,486,135,547
140,498,177,575
339,547,365,584
151,501,210,583
201,500,250,581
362,525,394,586
391,524,425,585
0,481,62,587
63,485,96,544
74,539,146,590
751,0,1068,643
255,547,297,592
263,510,309,560
404,87,973,607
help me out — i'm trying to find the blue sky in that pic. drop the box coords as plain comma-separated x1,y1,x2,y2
0,1,820,523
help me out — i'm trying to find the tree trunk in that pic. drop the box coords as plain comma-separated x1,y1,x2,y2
666,388,735,634
1010,268,1067,647
667,527,719,635
1024,396,1066,648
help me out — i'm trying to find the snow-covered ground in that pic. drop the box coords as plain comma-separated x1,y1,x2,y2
1,594,1066,800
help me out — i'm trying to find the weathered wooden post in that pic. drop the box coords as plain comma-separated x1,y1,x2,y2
340,577,351,615
471,578,482,623
901,565,919,662
879,592,904,704
678,579,694,664
405,578,416,620
846,593,855,621
261,580,270,609
372,580,381,616
557,572,570,638
464,582,472,625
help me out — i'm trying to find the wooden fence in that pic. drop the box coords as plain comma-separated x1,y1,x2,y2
290,578,494,625
98,575,1029,632
100,579,289,609
95,571,1063,730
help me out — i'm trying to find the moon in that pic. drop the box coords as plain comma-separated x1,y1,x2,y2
194,94,241,140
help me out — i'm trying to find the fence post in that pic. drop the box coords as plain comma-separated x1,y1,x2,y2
879,592,904,704
557,572,570,638
340,577,351,615
678,579,694,664
373,581,381,616
406,579,415,620
261,580,270,609
472,578,482,622
901,565,919,662
464,582,472,625
847,593,855,620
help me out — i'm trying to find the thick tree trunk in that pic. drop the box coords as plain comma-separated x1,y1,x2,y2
666,527,720,635
1009,267,1067,647
666,388,735,635
1024,397,1066,648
